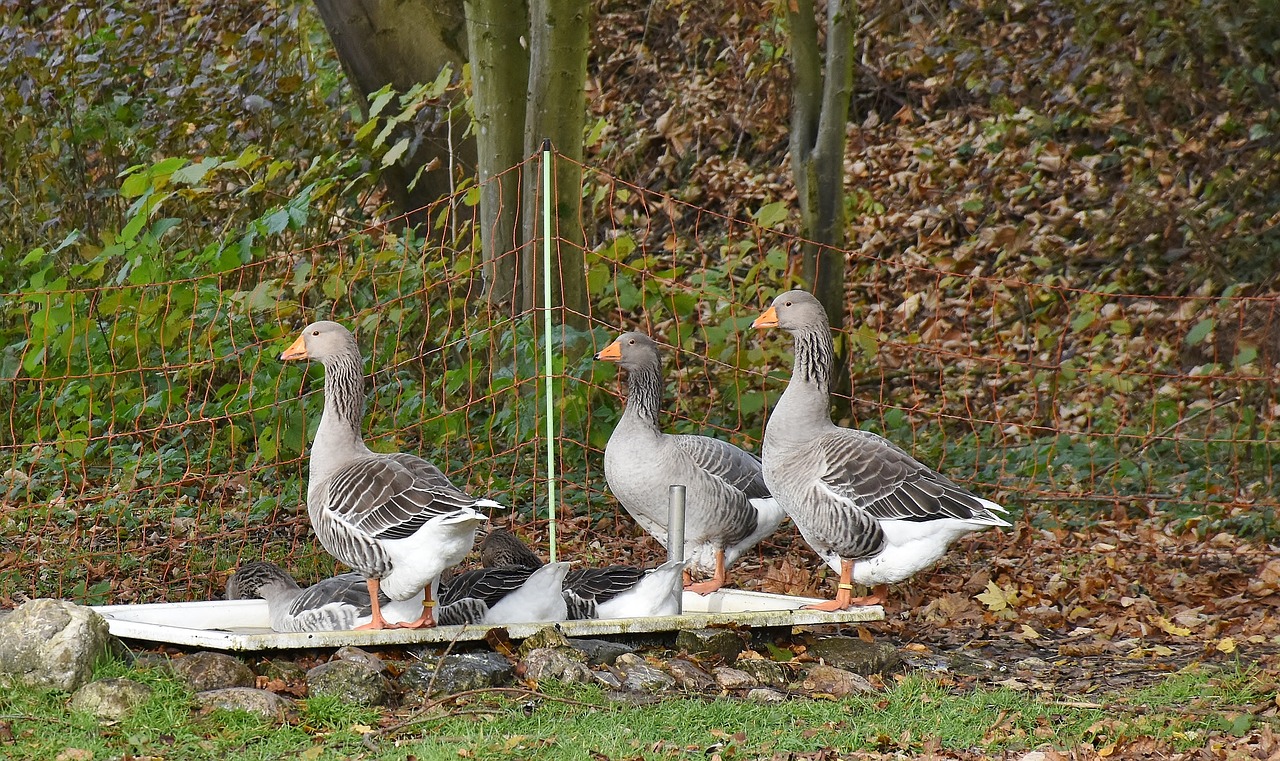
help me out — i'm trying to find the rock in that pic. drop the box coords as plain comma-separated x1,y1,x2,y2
1015,657,1048,672
713,666,757,690
170,651,255,693
517,626,570,657
675,628,746,662
335,646,387,672
592,668,623,690
567,637,635,666
747,687,787,703
69,677,152,720
734,659,789,688
306,659,391,707
0,599,112,691
197,687,294,719
261,659,307,683
805,636,902,675
666,658,716,692
799,663,877,697
613,653,674,693
520,647,591,683
401,651,515,695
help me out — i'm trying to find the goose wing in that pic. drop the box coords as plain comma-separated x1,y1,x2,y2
323,454,492,542
564,566,646,603
438,567,538,607
673,434,771,499
815,430,1005,523
288,572,380,618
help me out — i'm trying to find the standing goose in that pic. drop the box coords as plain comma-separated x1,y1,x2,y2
752,290,1011,610
281,321,501,629
594,332,786,594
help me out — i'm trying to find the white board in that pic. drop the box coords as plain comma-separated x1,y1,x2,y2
93,591,884,651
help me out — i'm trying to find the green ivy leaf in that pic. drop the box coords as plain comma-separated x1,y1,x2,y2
1185,318,1215,345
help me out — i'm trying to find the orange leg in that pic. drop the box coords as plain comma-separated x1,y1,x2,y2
803,560,888,611
686,548,727,595
354,578,392,630
393,584,438,629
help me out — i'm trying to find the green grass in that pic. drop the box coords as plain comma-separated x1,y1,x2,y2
0,659,1267,761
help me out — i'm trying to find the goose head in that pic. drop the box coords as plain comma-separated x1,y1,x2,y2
594,331,663,372
226,561,301,600
751,289,829,334
281,321,362,365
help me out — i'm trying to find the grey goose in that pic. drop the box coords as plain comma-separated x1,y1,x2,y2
227,560,568,630
752,290,1011,610
594,332,786,593
479,528,685,618
281,321,502,629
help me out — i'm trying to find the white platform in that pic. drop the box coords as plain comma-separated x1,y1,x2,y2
93,590,884,651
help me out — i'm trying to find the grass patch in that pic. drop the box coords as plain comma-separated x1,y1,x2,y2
0,661,1268,760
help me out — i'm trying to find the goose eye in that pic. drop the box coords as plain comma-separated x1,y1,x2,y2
628,339,635,345
311,330,319,336
784,301,792,307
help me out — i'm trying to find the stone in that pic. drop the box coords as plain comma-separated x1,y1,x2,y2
666,658,716,692
734,658,789,688
170,651,254,693
335,646,386,672
519,647,590,683
0,599,112,691
261,659,307,683
805,636,902,675
567,637,635,666
675,628,746,662
69,677,152,720
401,651,515,695
592,668,623,690
712,666,757,690
517,626,571,657
306,659,390,707
197,687,294,719
799,663,877,697
613,653,674,693
747,686,787,703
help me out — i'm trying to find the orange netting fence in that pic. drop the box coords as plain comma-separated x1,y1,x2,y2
1,149,1276,606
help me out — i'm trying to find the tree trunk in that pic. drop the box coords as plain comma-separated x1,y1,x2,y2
464,0,532,309
788,0,856,415
522,0,591,330
311,0,475,226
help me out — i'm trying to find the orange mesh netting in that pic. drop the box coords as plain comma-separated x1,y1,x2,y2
1,150,1276,606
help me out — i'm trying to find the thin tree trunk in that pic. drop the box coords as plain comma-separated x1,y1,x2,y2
465,0,531,310
311,0,474,226
788,0,856,415
787,0,854,327
523,0,591,329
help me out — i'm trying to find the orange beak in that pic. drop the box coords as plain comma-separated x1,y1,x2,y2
752,306,779,329
280,334,309,361
594,339,623,361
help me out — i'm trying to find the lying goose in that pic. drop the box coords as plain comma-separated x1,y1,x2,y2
595,332,786,593
752,290,1012,610
227,560,572,630
226,561,487,630
281,321,502,629
439,562,571,624
478,528,685,618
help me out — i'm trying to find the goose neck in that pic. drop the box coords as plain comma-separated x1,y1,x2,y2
310,352,369,481
792,327,833,392
623,363,663,426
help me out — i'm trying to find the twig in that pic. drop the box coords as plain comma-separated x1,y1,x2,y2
0,713,83,727
1095,395,1240,479
363,687,611,751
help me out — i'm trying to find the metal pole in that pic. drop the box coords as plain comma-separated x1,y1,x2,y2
667,484,686,614
541,138,558,562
